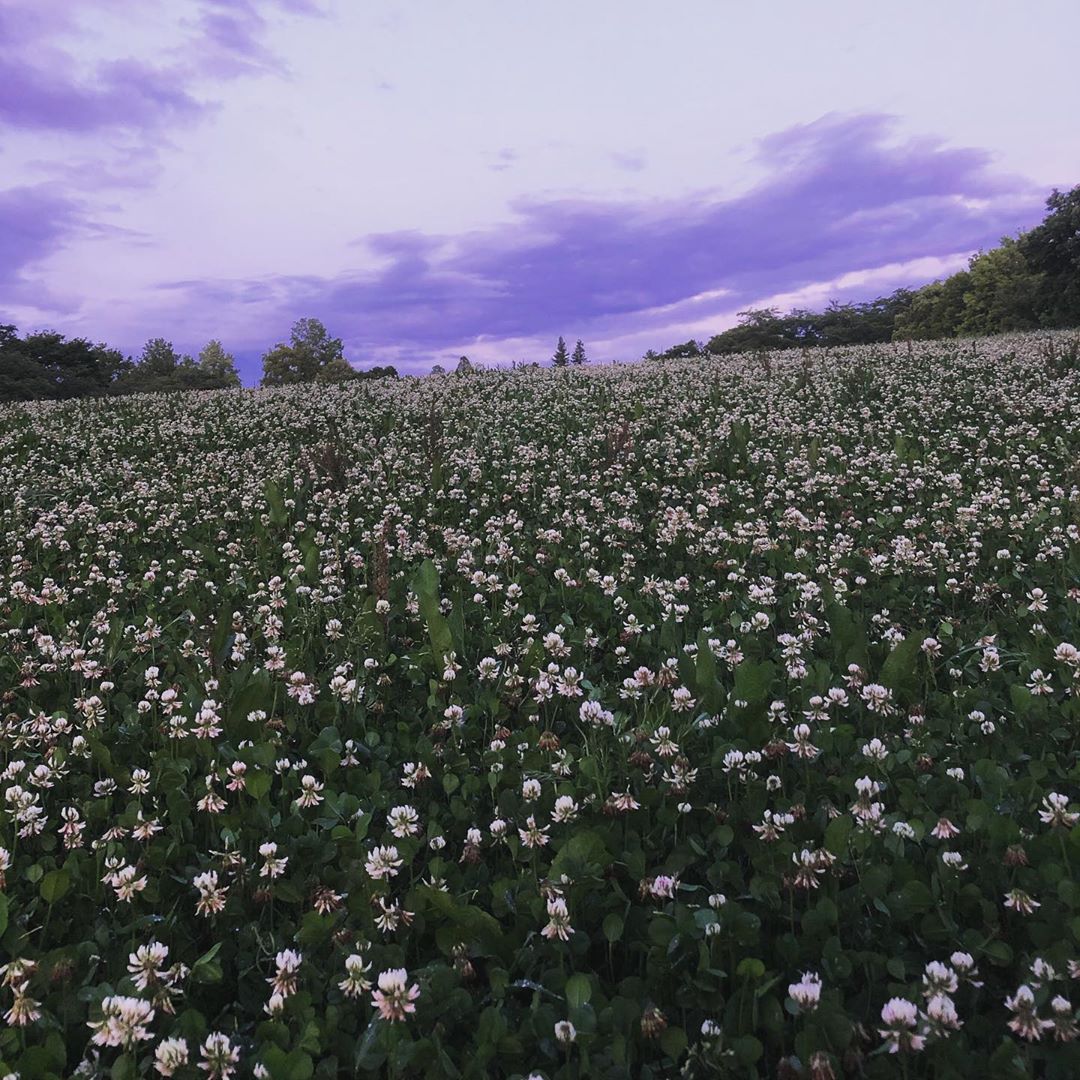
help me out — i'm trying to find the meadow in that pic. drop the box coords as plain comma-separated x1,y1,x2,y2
1,331,1080,1078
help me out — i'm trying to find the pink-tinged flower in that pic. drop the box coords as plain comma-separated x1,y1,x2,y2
930,817,960,840
193,870,228,916
371,968,420,1021
88,995,155,1048
878,997,925,1053
339,953,373,998
199,1032,240,1078
1005,985,1052,1041
541,896,574,941
788,972,822,1012
154,1036,189,1076
1050,996,1079,1042
4,980,42,1027
1039,792,1078,828
1004,889,1041,915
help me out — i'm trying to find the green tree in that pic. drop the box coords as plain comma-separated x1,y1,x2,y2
893,273,971,341
1020,185,1080,328
195,340,241,389
261,318,348,386
571,340,588,365
0,324,129,401
552,336,569,367
958,238,1042,336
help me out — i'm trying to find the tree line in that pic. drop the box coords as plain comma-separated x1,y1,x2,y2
648,185,1080,360
0,318,399,403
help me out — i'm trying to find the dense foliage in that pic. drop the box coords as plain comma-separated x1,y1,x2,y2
653,185,1080,360
2,331,1080,1078
0,330,241,404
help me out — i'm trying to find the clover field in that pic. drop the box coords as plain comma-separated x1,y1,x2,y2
3,332,1080,1079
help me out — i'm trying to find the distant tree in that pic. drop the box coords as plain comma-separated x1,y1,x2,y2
958,239,1043,336
356,365,398,380
571,340,587,365
552,336,569,367
195,340,241,389
430,364,446,375
455,355,474,374
1020,185,1080,328
261,318,347,386
0,325,130,401
893,273,971,340
657,339,705,360
140,338,182,378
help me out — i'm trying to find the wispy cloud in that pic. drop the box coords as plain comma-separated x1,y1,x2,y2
141,113,1043,374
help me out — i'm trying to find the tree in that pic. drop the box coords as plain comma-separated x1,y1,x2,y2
430,364,446,375
261,318,348,386
1020,185,1080,328
552,336,569,367
571,340,587,365
0,324,129,401
893,274,971,340
958,239,1042,336
195,340,241,389
455,355,474,375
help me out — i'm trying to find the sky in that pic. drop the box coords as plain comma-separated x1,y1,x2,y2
1,0,1078,381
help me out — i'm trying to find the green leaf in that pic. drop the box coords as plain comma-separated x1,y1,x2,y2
660,1026,688,1061
565,973,591,1009
824,814,853,856
191,942,224,985
40,868,70,904
880,632,921,694
603,913,624,943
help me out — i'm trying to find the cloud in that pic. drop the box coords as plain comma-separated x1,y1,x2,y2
0,0,323,135
0,55,208,134
147,112,1043,376
0,185,91,314
4,113,1049,381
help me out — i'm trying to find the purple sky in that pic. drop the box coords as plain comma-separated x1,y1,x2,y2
1,0,1077,380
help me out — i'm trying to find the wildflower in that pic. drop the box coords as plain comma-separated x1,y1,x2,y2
387,805,420,837
950,952,983,988
541,896,574,941
199,1032,241,1078
294,774,324,808
259,842,288,878
930,817,960,839
268,949,302,998
339,953,373,998
365,845,404,881
1004,889,1041,915
1039,792,1078,828
640,1004,667,1037
193,870,228,916
554,1020,576,1045
878,997,925,1053
4,981,42,1027
1005,985,1051,1041
371,968,420,1021
128,942,170,992
551,795,579,823
88,995,155,1048
1050,996,1079,1042
788,971,822,1012
518,815,550,848
924,993,962,1038
154,1037,190,1076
